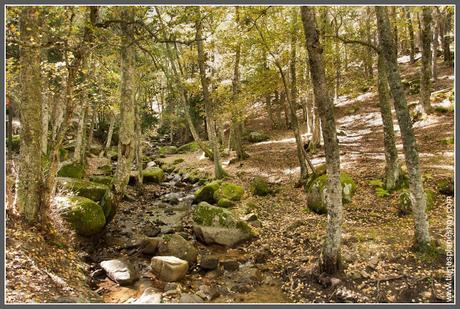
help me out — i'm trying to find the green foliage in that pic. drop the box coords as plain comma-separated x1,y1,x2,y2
441,136,454,145
250,177,271,196
369,179,384,187
245,131,269,143
375,187,390,198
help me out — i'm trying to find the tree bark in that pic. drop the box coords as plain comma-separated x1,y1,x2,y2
195,7,226,179
404,8,416,64
441,8,453,64
301,6,343,274
376,6,431,247
432,8,440,82
420,7,433,114
365,7,374,81
113,7,137,207
74,99,88,163
17,7,43,223
377,53,400,190
104,111,116,156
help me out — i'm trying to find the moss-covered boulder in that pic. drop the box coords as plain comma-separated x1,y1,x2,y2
95,164,113,176
159,146,178,155
217,198,236,208
55,196,106,236
193,202,256,247
397,189,435,216
177,141,200,153
306,172,356,214
246,131,269,143
101,190,115,223
249,177,271,196
157,234,198,265
57,177,110,202
57,162,85,179
9,135,21,152
438,177,454,196
213,182,244,202
194,180,222,204
143,167,164,184
90,175,113,187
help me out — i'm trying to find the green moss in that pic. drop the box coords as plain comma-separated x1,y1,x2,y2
398,189,435,216
194,180,222,204
213,182,244,202
177,141,201,153
173,158,185,165
158,146,178,155
57,162,85,179
160,163,175,173
217,198,236,208
413,241,444,264
143,167,164,184
250,177,271,196
56,196,106,236
9,135,21,152
57,177,110,202
438,177,454,196
193,202,253,235
90,175,113,187
245,131,269,143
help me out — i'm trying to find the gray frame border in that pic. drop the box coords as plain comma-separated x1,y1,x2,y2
1,0,458,308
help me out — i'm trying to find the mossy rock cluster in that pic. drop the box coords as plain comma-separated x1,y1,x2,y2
158,146,178,155
143,167,164,184
437,177,454,196
192,202,256,247
90,175,113,187
249,177,271,196
194,181,244,207
57,162,85,179
397,189,435,216
57,177,109,201
306,172,356,215
177,141,201,153
55,196,106,236
245,131,269,143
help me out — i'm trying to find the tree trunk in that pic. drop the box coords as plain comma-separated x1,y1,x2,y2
432,9,439,82
404,8,416,64
74,99,88,163
301,6,343,274
135,97,144,188
104,111,116,156
231,8,248,161
441,9,453,64
113,7,137,207
196,7,226,179
365,7,374,81
376,6,431,248
17,7,43,223
390,7,399,57
377,53,400,190
420,7,433,114
41,85,50,155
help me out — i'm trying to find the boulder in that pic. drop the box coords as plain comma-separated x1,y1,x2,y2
177,141,201,153
151,256,188,282
217,198,236,208
199,255,219,270
100,259,138,286
246,131,269,143
57,162,85,179
213,182,244,202
89,175,113,187
438,177,454,196
143,167,164,184
397,189,435,216
193,202,256,247
157,234,198,265
55,196,106,236
134,288,162,304
179,293,204,303
138,237,161,255
249,177,271,196
306,172,356,214
57,177,110,202
194,180,222,204
158,146,178,155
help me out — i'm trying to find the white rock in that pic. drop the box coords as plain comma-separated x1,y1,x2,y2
134,288,162,304
151,256,188,282
100,259,138,286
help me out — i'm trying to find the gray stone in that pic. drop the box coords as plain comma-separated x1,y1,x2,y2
162,192,181,204
151,256,188,282
200,255,219,270
134,288,162,304
100,259,138,286
179,293,204,303
157,234,198,265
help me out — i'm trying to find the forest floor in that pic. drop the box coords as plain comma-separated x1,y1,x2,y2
5,60,455,304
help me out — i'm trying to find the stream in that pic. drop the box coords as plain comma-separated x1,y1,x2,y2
79,164,289,304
